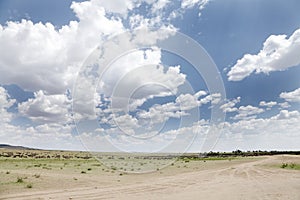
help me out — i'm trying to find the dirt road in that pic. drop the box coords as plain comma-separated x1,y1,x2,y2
1,155,300,200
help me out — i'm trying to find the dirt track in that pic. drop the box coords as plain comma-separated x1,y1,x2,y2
1,155,300,200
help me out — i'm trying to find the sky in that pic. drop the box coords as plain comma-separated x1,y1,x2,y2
0,0,300,153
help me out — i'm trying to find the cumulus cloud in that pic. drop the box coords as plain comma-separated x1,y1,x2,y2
181,0,210,10
137,91,216,125
151,0,171,13
113,114,140,135
280,88,300,103
0,0,181,126
96,48,187,114
259,101,277,110
213,109,300,151
221,98,267,119
96,90,212,136
279,102,290,109
259,101,277,107
18,90,71,123
0,88,81,150
3,0,299,152
220,97,241,113
0,121,83,150
0,0,219,151
232,105,264,120
0,87,15,123
228,28,300,81
84,0,138,16
0,0,125,94
273,109,300,120
199,93,222,105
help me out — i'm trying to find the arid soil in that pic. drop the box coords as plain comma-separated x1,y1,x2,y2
0,150,299,200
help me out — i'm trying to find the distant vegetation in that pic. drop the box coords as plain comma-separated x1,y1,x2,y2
0,144,92,159
280,162,300,170
186,150,300,159
1,144,299,160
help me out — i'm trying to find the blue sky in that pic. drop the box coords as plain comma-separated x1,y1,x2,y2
0,0,300,152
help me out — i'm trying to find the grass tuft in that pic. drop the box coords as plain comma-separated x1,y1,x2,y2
281,163,288,168
280,162,300,170
16,177,24,183
33,174,40,178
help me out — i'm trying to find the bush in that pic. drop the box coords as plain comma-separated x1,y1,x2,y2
281,163,288,168
34,174,40,178
290,163,296,168
17,177,24,183
26,183,33,188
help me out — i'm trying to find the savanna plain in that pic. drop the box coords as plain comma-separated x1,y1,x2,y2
0,147,300,200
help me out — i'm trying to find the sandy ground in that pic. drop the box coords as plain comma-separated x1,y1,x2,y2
1,155,300,200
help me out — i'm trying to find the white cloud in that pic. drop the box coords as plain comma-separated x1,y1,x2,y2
4,0,299,152
0,0,180,125
176,93,201,111
0,1,125,94
98,48,187,113
0,87,15,110
259,101,277,108
97,90,211,134
199,93,221,105
137,91,216,125
0,87,15,123
273,109,300,120
232,105,264,120
151,0,170,13
215,109,300,151
279,102,290,109
280,88,300,103
0,89,81,150
138,101,187,125
181,0,209,9
220,97,241,113
228,28,300,81
0,0,211,96
0,0,221,151
181,0,210,16
131,24,177,45
84,0,138,16
18,90,71,123
0,122,83,150
113,114,139,135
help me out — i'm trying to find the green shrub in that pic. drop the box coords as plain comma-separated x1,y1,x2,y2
34,174,40,178
281,163,288,168
289,163,295,168
17,177,24,183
